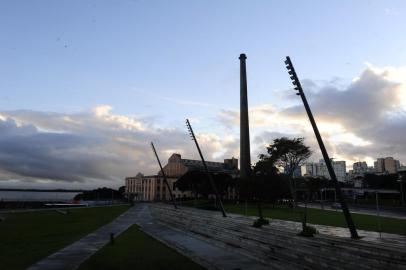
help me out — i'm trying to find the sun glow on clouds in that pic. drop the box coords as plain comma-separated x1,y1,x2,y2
365,63,406,108
329,133,372,147
93,105,145,131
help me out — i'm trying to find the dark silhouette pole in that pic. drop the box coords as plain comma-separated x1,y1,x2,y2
185,119,227,217
239,53,252,181
151,142,178,209
284,56,359,239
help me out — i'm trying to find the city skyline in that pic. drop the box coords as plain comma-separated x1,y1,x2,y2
1,1,406,188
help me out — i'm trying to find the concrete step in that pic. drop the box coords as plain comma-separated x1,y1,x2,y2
150,204,406,270
152,208,386,270
154,204,406,257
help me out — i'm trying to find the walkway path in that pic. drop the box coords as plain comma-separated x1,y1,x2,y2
27,204,142,270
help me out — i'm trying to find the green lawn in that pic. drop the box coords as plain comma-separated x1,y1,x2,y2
0,205,130,270
183,200,406,235
78,225,205,270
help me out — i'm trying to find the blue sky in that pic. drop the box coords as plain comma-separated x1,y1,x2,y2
2,1,405,116
1,1,406,188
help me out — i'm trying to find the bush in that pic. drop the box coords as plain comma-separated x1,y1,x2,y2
252,218,270,228
198,205,219,211
298,225,318,237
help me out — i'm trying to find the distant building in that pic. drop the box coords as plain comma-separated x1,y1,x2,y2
125,153,238,201
348,161,369,180
283,165,302,178
374,158,385,173
399,166,406,173
353,161,368,174
374,157,400,174
301,159,347,182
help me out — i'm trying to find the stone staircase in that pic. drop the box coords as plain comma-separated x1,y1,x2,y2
150,204,406,270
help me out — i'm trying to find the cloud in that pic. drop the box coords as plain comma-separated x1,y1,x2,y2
1,64,406,187
0,106,237,188
218,64,406,168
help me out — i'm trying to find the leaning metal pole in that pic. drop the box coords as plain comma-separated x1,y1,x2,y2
185,119,227,217
151,142,178,209
284,56,359,239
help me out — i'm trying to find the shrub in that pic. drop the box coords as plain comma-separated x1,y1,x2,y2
252,218,270,228
298,225,318,237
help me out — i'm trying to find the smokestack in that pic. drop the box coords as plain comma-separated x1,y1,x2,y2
239,53,251,180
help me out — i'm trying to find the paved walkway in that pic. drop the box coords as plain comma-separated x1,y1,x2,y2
27,205,142,270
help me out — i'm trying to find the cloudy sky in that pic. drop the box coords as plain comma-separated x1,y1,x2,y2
1,1,406,189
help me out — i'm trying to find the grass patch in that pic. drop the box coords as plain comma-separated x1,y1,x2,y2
78,225,205,270
183,200,406,235
226,203,406,235
0,205,130,270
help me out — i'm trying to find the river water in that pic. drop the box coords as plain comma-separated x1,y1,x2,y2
0,191,80,201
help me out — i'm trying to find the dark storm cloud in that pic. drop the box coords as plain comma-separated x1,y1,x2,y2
0,118,112,182
0,107,234,187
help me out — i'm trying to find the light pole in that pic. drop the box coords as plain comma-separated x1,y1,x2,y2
398,176,405,207
151,142,178,209
284,56,359,239
186,119,227,217
375,191,382,238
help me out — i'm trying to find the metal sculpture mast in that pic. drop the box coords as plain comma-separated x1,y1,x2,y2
151,142,178,209
284,56,359,239
185,119,227,217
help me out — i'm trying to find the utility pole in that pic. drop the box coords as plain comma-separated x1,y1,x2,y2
284,56,359,239
186,119,227,217
151,142,178,209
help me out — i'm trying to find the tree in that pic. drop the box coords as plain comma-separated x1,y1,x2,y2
364,173,398,189
176,171,235,199
260,137,311,177
304,177,329,201
212,173,235,198
74,187,124,201
239,159,291,224
176,171,210,198
118,186,125,194
259,137,311,203
252,159,291,204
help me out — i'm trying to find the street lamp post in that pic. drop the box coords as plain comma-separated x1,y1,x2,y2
151,142,178,209
284,56,359,239
375,191,382,238
398,176,405,207
186,119,227,217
